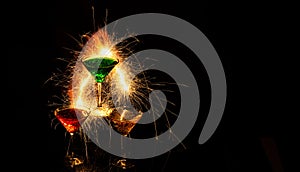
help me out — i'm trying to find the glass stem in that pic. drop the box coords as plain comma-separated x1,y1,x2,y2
67,133,74,157
97,82,102,107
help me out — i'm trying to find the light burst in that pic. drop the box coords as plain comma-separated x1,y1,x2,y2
47,19,185,170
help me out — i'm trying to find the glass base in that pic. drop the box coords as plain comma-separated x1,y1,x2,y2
112,159,135,169
64,152,84,168
64,153,95,171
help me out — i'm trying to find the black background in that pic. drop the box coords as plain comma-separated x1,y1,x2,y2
5,0,295,171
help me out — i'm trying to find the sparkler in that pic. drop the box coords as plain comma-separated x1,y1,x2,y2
49,20,182,170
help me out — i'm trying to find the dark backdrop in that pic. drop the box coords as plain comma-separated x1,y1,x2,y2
5,0,294,171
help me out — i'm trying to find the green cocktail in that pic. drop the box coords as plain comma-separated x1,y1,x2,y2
83,57,119,83
83,57,119,107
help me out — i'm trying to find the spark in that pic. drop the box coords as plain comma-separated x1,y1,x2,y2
48,20,186,169
78,29,120,62
74,75,91,109
115,66,130,94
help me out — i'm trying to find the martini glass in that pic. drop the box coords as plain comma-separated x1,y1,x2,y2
54,107,89,168
82,57,119,107
105,107,143,169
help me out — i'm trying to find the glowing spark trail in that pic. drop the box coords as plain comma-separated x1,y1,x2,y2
115,67,130,94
